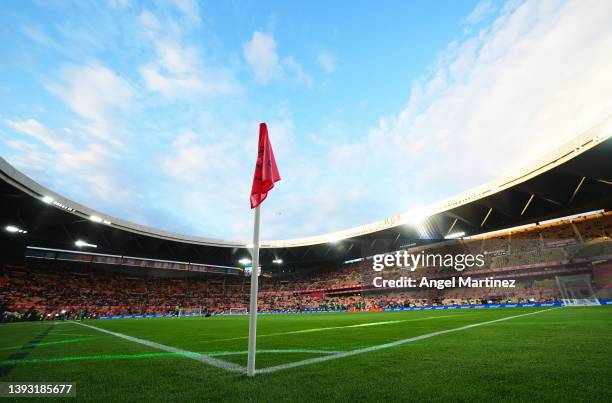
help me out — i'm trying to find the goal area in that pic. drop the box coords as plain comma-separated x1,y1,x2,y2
229,308,248,315
555,274,600,306
178,307,204,316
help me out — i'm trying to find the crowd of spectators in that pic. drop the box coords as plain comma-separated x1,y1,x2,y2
1,212,610,321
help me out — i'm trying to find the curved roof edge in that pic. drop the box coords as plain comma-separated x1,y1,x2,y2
1,116,611,249
0,158,247,248
271,116,612,247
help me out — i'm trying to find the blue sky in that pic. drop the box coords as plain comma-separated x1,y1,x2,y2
1,0,612,240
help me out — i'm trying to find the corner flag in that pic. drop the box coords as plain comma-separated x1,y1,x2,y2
250,123,281,208
247,122,280,377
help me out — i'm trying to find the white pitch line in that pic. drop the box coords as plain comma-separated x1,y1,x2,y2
345,320,405,328
47,332,100,337
211,314,467,342
208,349,343,356
255,308,560,375
72,321,245,373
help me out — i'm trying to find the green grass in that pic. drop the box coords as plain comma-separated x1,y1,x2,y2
1,306,611,402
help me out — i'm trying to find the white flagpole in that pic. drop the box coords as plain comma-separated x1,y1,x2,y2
247,205,261,377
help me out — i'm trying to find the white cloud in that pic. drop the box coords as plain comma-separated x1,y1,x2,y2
283,57,314,87
245,0,612,240
172,0,202,27
109,0,133,9
49,64,134,145
7,119,71,152
340,0,612,218
160,127,251,237
138,11,239,100
162,131,238,183
138,10,161,33
243,31,312,86
5,119,129,203
6,0,612,241
22,26,62,49
465,0,497,26
159,117,303,239
13,63,138,206
317,50,337,73
140,40,238,99
243,31,283,84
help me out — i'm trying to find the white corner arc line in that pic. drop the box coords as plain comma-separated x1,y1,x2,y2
72,321,245,373
255,308,561,375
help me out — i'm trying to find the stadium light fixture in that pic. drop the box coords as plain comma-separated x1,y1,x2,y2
272,258,283,264
245,244,254,249
239,258,252,265
401,210,430,238
343,258,364,264
41,195,75,212
75,240,97,248
5,225,27,234
445,231,466,240
400,210,429,226
89,215,112,225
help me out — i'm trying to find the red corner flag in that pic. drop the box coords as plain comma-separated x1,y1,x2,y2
250,123,281,208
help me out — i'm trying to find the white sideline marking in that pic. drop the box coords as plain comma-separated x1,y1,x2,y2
72,321,245,373
255,308,560,375
346,320,403,328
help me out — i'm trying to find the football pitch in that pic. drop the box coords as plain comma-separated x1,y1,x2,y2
1,306,610,402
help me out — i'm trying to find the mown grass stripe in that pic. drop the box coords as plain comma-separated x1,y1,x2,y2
0,349,343,366
0,337,100,351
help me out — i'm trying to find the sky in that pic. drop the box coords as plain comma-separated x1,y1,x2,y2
1,0,612,241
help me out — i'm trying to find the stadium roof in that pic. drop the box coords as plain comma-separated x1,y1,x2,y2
1,117,611,268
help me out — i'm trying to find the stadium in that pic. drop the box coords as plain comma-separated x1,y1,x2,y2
2,1,612,402
1,117,611,400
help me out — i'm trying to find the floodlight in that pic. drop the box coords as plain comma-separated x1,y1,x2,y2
401,210,430,238
89,215,103,223
239,258,252,265
343,258,364,264
42,195,54,204
5,225,27,234
401,210,429,225
272,258,283,264
75,240,97,248
445,231,466,240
